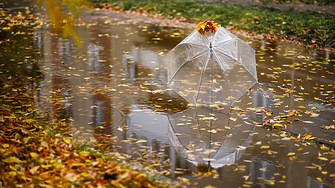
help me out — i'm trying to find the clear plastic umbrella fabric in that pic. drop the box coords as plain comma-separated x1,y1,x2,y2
167,27,258,107
167,106,254,169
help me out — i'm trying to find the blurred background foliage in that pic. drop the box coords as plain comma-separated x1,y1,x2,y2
93,0,335,48
37,0,93,47
259,0,334,5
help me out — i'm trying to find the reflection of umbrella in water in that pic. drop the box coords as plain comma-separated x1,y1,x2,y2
167,106,254,169
167,20,258,107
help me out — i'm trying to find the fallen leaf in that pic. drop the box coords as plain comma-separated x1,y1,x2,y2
318,157,328,161
29,166,39,174
136,140,147,143
3,157,20,163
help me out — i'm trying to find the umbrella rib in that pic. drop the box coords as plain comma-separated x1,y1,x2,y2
167,49,207,85
210,52,233,105
214,47,258,81
194,51,210,106
235,38,258,80
213,38,257,80
167,115,192,151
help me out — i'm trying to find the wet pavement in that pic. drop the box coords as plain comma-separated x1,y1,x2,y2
1,2,335,188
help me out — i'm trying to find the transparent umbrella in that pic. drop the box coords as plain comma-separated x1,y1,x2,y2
167,20,258,107
167,106,254,169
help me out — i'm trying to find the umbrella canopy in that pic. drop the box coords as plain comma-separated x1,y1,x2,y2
167,106,254,169
167,23,258,107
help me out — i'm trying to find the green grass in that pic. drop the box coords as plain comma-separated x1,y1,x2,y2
94,0,335,48
260,0,335,5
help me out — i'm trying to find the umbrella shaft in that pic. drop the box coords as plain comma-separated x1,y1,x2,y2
210,42,213,105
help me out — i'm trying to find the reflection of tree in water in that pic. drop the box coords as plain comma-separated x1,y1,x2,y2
0,11,44,92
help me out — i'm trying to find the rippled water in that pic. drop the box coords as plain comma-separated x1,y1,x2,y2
1,4,335,187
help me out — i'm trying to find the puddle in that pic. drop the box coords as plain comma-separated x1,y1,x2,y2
1,5,335,187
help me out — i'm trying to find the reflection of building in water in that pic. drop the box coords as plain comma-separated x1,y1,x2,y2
252,88,275,121
308,176,332,188
39,20,116,139
250,157,275,187
122,47,167,83
88,43,104,72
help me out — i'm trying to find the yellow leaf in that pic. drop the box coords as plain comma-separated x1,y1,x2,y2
41,164,52,169
79,150,90,156
260,146,270,149
316,177,322,181
320,145,329,150
23,119,34,124
9,171,17,177
65,173,78,182
71,162,86,167
204,186,217,188
318,157,328,161
287,152,295,156
229,117,237,121
63,137,71,144
29,166,39,174
298,106,306,109
3,157,20,163
273,123,283,128
266,180,275,185
53,162,63,168
30,152,39,158
136,140,147,143
3,144,9,148
330,159,335,164
204,172,212,176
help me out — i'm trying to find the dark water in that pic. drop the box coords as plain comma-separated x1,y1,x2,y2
1,4,335,188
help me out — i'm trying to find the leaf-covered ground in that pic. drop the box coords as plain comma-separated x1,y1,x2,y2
0,88,182,187
93,0,335,50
